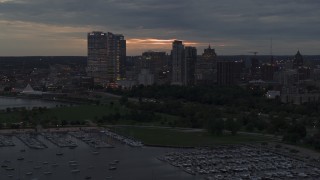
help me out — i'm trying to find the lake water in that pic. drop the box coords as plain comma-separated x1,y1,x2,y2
0,96,65,110
0,135,196,180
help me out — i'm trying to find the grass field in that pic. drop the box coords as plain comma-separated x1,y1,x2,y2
108,126,275,147
0,104,180,127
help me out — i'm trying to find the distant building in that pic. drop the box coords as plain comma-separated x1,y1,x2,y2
281,92,320,105
87,31,126,86
261,63,276,81
250,56,260,80
171,40,185,85
293,50,303,69
141,51,167,84
298,66,311,81
138,69,154,86
266,90,280,99
184,46,197,86
195,45,217,85
217,60,237,85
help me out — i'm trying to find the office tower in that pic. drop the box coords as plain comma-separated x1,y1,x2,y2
115,34,127,80
195,45,217,85
141,51,167,84
261,64,276,81
87,31,126,86
217,60,236,85
250,56,260,80
293,50,303,69
184,46,197,86
171,40,185,85
87,31,108,85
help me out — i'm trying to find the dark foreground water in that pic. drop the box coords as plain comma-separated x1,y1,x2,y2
0,96,65,110
0,136,196,180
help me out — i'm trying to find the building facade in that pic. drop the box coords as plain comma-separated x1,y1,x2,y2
171,40,185,85
217,60,236,85
87,31,126,86
195,45,217,85
184,46,197,86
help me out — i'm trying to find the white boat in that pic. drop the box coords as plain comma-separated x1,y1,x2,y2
71,169,80,173
92,151,99,155
109,166,117,170
43,171,52,175
34,166,42,169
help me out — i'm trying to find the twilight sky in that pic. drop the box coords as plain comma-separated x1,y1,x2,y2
0,0,319,56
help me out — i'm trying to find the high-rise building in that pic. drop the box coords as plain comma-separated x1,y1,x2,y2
171,40,185,85
261,64,276,81
141,51,167,84
293,50,303,69
195,45,217,85
250,55,260,80
87,31,126,86
217,60,236,85
115,34,127,80
184,46,197,86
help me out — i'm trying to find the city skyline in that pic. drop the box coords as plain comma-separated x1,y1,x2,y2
0,0,320,56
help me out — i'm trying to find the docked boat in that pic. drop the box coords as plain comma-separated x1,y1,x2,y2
56,152,64,156
17,157,24,161
34,166,42,169
92,151,99,155
6,167,15,171
71,169,80,173
26,172,33,175
109,166,117,170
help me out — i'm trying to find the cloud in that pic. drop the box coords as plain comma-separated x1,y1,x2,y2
0,0,319,55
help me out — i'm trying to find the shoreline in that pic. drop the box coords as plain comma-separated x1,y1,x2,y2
0,126,100,134
0,94,95,109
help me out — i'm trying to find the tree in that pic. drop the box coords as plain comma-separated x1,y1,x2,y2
283,122,307,143
225,118,241,136
207,118,224,136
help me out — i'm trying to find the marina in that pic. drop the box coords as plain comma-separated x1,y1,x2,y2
1,129,320,179
42,132,77,148
0,135,14,147
103,129,143,147
69,130,114,148
159,145,320,179
15,133,47,149
0,131,194,180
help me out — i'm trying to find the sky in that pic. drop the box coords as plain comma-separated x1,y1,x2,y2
0,0,319,56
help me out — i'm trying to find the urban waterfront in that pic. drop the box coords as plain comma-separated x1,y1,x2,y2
0,131,195,180
0,97,65,110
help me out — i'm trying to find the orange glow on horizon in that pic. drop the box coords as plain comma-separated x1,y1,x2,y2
126,38,228,55
127,38,203,45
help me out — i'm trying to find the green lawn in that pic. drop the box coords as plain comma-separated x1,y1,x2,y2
108,126,274,147
0,104,180,127
41,105,125,121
